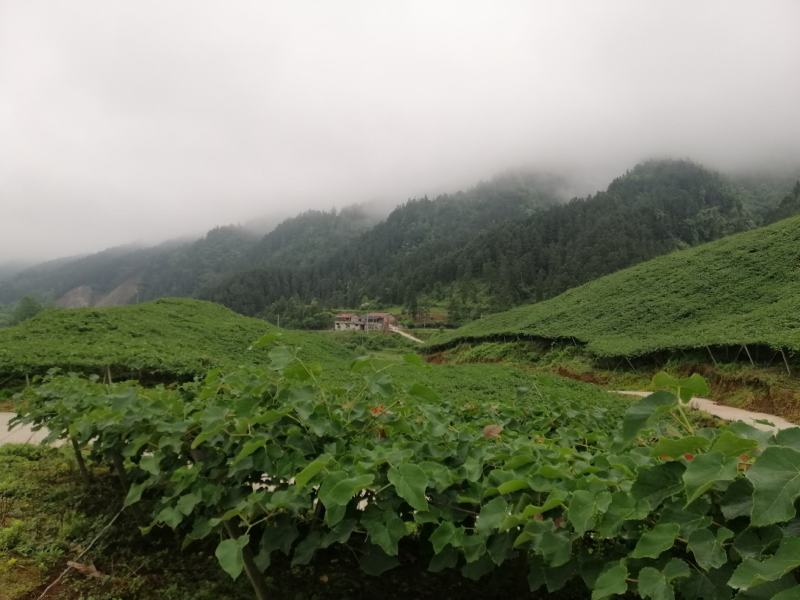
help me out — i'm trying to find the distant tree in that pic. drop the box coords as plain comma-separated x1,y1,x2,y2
10,296,43,325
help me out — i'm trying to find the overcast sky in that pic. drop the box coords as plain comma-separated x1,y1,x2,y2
1,1,799,262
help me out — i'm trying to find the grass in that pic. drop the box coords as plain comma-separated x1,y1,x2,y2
438,339,800,422
0,298,354,384
0,444,253,600
428,214,800,360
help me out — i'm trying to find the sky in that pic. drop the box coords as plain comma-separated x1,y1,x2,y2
1,1,800,263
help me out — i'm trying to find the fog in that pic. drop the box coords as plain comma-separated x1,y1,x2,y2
2,1,799,262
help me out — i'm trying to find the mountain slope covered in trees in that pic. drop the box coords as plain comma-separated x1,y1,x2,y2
427,213,800,359
2,161,797,323
206,160,797,317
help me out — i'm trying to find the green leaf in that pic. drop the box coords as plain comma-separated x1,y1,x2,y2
291,531,321,566
631,462,685,509
622,391,677,443
387,463,429,511
638,567,674,600
677,373,709,403
124,481,148,507
461,554,494,581
651,372,680,393
682,451,738,505
719,477,753,520
535,529,572,567
630,523,680,559
176,493,201,516
429,545,459,572
294,454,332,489
709,430,758,457
359,543,400,576
156,506,184,529
592,559,628,599
254,520,299,570
430,521,459,554
568,489,598,535
476,497,508,535
318,472,374,526
663,558,691,581
362,507,407,556
728,537,800,590
268,345,295,370
746,446,800,526
215,534,249,580
231,436,267,465
687,527,733,571
772,586,800,600
139,454,160,476
497,478,530,494
774,428,800,450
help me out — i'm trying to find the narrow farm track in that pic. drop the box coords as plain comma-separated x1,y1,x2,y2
0,412,53,445
389,325,424,344
614,390,797,432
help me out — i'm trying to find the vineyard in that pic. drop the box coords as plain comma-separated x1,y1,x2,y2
427,215,800,362
9,337,800,598
0,298,353,383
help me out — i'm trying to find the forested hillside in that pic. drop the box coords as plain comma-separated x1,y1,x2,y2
205,171,565,314
206,160,797,317
427,213,800,359
2,161,797,323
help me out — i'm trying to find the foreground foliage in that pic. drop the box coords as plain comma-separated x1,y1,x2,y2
429,214,800,362
11,344,800,598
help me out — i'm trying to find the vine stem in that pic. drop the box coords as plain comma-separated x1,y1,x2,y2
36,506,125,600
223,520,270,600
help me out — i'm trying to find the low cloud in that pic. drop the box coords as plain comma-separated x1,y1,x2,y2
2,0,799,261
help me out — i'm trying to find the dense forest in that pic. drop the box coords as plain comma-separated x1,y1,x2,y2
2,160,798,327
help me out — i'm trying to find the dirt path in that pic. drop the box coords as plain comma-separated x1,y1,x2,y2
389,325,424,344
614,391,796,432
0,412,54,445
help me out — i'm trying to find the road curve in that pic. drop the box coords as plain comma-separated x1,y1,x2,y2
614,391,796,432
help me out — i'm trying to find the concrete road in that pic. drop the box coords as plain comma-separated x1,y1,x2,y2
614,391,796,432
0,412,54,445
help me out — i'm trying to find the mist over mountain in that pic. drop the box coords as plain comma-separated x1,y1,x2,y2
2,1,799,263
4,159,796,323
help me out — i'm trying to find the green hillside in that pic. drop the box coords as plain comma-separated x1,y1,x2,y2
0,298,352,381
427,214,800,359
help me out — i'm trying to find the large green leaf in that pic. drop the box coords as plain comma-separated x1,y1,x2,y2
709,430,758,457
476,497,508,535
638,566,674,600
592,559,628,599
215,534,250,580
630,523,680,559
728,537,800,590
631,462,685,509
294,454,332,489
746,446,800,526
622,391,677,443
568,490,596,536
682,451,738,505
387,463,429,511
318,472,374,526
687,527,733,571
